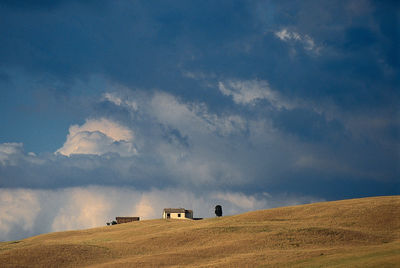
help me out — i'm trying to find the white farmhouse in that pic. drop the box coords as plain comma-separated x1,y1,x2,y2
163,208,193,219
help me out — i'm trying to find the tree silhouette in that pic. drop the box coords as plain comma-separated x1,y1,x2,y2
215,205,222,217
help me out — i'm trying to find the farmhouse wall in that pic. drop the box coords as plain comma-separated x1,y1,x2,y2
163,208,193,219
116,217,140,224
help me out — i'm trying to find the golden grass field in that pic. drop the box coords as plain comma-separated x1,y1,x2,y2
0,196,399,267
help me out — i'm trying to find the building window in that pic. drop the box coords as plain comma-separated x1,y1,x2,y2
178,213,181,217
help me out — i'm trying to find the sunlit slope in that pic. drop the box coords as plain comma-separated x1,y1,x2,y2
1,196,399,267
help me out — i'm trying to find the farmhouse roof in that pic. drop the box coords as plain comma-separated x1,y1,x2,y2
163,208,192,213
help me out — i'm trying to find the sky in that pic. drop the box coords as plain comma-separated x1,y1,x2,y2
0,0,399,241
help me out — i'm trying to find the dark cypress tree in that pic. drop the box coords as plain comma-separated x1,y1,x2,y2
215,205,223,217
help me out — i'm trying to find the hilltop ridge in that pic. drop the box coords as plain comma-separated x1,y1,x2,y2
0,196,399,267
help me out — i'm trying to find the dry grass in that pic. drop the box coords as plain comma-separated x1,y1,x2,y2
0,196,399,267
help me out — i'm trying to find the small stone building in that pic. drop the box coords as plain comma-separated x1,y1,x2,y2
163,208,193,219
116,217,140,224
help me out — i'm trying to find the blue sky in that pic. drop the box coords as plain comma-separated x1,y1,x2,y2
0,0,399,241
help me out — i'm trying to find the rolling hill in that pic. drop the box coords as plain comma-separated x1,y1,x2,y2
1,196,399,267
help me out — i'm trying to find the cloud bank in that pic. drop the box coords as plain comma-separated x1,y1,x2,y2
0,186,322,241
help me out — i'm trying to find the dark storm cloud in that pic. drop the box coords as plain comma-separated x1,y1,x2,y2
271,108,346,142
0,1,253,93
0,0,397,109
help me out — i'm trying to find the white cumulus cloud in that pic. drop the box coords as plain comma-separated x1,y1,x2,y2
56,118,137,156
275,28,320,53
150,91,247,137
0,142,43,166
218,79,293,109
103,92,138,112
0,143,23,166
